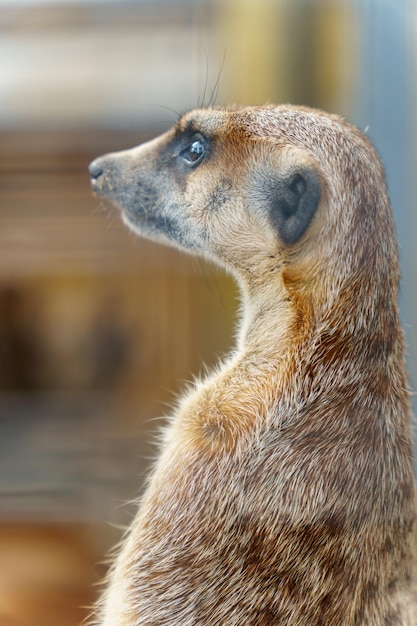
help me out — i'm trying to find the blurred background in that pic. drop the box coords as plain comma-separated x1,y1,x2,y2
0,0,416,623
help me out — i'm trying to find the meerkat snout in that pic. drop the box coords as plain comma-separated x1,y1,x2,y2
89,160,103,181
89,105,417,626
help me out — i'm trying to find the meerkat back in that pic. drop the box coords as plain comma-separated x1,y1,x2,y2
89,105,417,625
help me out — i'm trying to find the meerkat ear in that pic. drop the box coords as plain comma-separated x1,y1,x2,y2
269,169,321,245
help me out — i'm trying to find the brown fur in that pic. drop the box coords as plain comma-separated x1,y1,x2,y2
89,105,417,625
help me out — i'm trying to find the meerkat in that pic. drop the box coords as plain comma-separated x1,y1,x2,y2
89,105,417,625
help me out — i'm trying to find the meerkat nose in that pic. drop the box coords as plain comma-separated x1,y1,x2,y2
89,159,104,180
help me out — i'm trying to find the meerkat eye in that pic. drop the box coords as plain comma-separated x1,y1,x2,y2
180,136,207,166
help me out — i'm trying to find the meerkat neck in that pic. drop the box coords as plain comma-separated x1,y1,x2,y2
235,267,405,389
236,276,297,359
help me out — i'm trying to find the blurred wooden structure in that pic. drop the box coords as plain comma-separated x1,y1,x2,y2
0,125,236,625
0,523,98,626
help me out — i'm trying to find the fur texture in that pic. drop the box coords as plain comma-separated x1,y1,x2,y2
89,105,417,625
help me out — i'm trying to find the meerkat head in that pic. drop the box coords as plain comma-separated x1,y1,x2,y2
90,105,396,313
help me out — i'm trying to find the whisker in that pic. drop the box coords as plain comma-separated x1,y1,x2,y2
207,48,227,108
